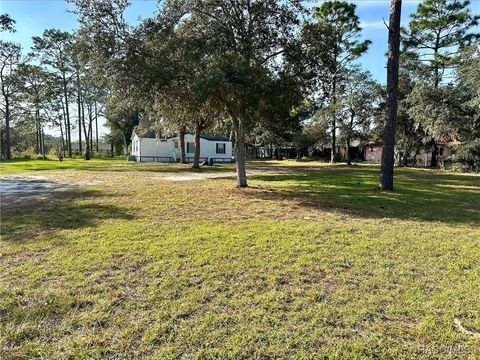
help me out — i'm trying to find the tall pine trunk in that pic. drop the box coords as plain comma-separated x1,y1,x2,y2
59,118,65,158
61,98,68,157
179,126,187,163
35,118,39,154
346,138,351,165
331,77,337,163
41,128,46,160
90,121,93,157
192,121,201,169
62,73,72,157
95,101,99,152
4,97,11,159
82,103,91,160
380,0,402,191
76,71,82,155
346,111,354,166
235,118,248,188
430,35,441,167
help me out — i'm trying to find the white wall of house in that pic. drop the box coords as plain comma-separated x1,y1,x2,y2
131,133,178,162
131,133,233,163
182,134,233,162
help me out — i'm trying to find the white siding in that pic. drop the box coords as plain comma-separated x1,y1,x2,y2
138,138,178,162
182,134,233,162
130,132,233,163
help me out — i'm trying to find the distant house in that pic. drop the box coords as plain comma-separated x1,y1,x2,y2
130,131,233,163
364,138,457,165
364,141,383,162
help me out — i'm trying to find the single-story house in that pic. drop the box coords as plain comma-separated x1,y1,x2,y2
130,131,233,163
364,138,457,165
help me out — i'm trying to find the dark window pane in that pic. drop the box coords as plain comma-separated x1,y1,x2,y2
216,143,226,154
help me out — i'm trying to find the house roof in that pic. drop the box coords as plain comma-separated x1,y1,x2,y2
144,130,157,139
200,135,230,142
132,129,230,142
132,129,158,139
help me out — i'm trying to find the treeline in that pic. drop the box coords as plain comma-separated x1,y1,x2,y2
1,1,479,182
1,15,110,160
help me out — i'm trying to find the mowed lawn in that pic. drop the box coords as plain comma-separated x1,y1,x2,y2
1,159,479,359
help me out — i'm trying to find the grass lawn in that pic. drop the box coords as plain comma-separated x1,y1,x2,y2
1,159,479,359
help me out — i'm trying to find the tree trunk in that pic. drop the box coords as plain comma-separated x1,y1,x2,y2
230,127,236,159
35,119,39,154
90,124,93,156
41,127,46,160
62,73,72,157
61,98,67,157
77,71,82,155
431,143,438,167
82,103,91,160
122,132,128,156
36,109,42,156
331,77,337,163
235,118,248,188
59,119,65,157
88,119,92,160
379,0,402,191
4,97,11,159
346,138,351,165
95,101,99,152
81,97,86,157
179,125,187,163
192,121,201,169
429,36,441,167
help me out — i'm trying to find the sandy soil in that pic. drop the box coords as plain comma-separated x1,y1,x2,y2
0,175,102,205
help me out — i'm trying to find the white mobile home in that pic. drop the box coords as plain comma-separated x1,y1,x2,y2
130,131,233,163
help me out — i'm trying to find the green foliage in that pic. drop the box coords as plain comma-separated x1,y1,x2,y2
404,0,479,86
338,68,379,143
0,13,16,32
32,29,74,73
451,139,480,172
300,1,371,162
398,1,479,167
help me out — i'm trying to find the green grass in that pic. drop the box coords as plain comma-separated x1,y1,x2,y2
1,159,479,359
0,158,130,174
0,158,236,175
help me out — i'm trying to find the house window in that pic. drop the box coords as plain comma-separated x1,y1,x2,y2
187,142,195,153
174,140,178,149
439,147,444,156
216,143,226,154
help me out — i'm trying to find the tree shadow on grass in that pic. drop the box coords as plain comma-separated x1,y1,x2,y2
99,163,237,174
0,188,135,241
246,165,480,224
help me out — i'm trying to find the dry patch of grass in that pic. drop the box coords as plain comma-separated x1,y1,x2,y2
1,160,479,359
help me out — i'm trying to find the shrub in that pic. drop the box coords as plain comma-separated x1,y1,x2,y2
446,140,480,172
12,148,36,160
